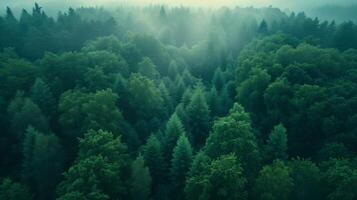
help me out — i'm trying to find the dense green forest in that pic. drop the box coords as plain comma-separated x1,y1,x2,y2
0,3,356,200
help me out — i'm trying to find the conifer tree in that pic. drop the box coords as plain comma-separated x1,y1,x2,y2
170,134,193,199
186,85,210,148
130,155,152,200
30,78,56,118
163,113,186,162
142,134,165,192
265,124,288,162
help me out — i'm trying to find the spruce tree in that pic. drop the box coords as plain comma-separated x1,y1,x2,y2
22,126,64,200
30,78,56,118
142,134,165,192
130,155,152,200
265,124,288,162
163,113,186,162
185,85,210,148
170,134,193,199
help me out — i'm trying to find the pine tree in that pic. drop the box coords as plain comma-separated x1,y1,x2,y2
163,113,186,162
22,126,64,200
258,20,268,34
213,68,225,91
265,124,288,162
57,130,129,200
185,154,247,200
170,134,193,199
205,103,261,180
0,178,33,200
142,134,165,192
254,160,293,200
130,155,152,200
137,57,160,80
186,85,210,148
30,78,56,118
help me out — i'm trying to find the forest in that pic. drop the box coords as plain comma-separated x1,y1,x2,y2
0,1,356,200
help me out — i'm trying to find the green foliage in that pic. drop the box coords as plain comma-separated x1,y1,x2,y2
59,89,123,139
289,158,322,200
138,57,160,80
130,155,152,200
0,4,357,200
170,134,193,199
7,91,49,136
163,113,186,162
185,84,211,148
30,78,56,118
254,160,294,200
205,103,261,179
22,126,63,200
142,134,165,192
128,73,164,120
0,178,33,200
57,129,129,200
185,154,247,200
320,158,357,200
264,124,288,162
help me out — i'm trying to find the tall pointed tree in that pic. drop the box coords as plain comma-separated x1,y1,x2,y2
264,124,288,163
254,160,294,200
185,84,210,148
30,78,56,118
142,134,165,193
130,155,152,200
205,103,261,180
57,129,129,200
22,126,64,200
185,154,247,200
163,113,186,162
170,134,193,199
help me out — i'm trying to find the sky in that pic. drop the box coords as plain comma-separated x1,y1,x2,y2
1,0,356,17
1,0,356,8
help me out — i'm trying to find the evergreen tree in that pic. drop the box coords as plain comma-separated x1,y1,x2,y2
185,154,247,200
254,160,294,200
142,134,165,193
170,134,193,199
30,78,56,118
213,68,225,91
57,129,129,199
289,158,322,200
258,20,268,34
22,126,64,200
264,124,288,162
7,92,49,137
0,178,33,200
205,103,261,180
187,151,210,177
137,57,160,80
185,85,210,148
130,155,152,200
163,113,186,162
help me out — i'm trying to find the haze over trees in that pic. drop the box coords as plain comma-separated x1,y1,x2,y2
0,1,356,200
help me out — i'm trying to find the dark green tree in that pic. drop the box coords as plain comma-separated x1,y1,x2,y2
130,155,152,200
162,113,186,162
142,134,165,193
185,84,210,148
30,78,56,118
57,129,129,199
170,134,193,199
0,178,33,200
185,154,247,200
264,124,288,162
205,103,261,180
254,160,294,200
22,126,64,200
